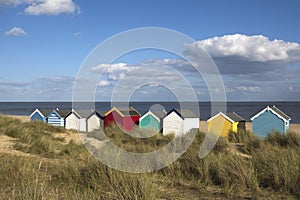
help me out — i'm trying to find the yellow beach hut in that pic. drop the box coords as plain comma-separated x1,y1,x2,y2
207,112,246,137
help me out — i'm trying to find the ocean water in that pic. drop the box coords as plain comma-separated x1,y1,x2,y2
0,102,299,123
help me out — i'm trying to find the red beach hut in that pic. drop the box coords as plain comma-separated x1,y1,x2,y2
104,107,140,131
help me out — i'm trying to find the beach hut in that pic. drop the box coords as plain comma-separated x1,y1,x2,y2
65,109,92,132
251,105,291,137
65,110,81,130
86,111,105,132
104,107,140,131
139,110,167,132
46,109,70,127
207,112,246,137
30,109,52,122
163,109,199,136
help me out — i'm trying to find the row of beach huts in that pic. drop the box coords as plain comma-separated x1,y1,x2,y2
30,105,291,137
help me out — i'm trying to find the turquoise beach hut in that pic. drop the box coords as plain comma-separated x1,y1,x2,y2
139,110,167,132
250,105,291,137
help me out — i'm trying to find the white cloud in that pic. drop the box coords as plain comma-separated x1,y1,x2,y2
73,32,81,36
98,80,111,87
185,34,300,74
24,0,80,15
0,0,79,15
5,27,27,36
189,34,300,62
148,83,160,87
236,86,261,92
0,0,24,5
90,63,134,74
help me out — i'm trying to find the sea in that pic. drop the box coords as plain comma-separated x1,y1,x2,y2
0,102,299,123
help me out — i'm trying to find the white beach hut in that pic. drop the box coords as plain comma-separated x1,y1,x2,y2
65,110,81,130
163,109,199,136
65,109,92,132
86,111,105,132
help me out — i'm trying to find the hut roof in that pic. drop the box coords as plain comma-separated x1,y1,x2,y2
55,109,72,118
151,110,167,119
105,107,140,117
226,112,245,122
73,109,94,118
208,112,244,123
37,109,53,117
166,109,198,119
271,106,291,120
251,105,291,122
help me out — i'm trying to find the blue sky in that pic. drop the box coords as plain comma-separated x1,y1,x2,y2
0,0,300,101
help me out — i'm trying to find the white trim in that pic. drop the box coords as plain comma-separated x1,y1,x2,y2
86,112,101,121
250,106,290,122
30,108,44,119
166,110,181,119
207,112,235,123
139,111,160,123
65,110,81,120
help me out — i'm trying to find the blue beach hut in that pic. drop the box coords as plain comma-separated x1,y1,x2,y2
46,109,71,127
30,109,52,122
250,105,291,137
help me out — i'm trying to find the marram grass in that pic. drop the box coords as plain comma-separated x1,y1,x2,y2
0,115,299,199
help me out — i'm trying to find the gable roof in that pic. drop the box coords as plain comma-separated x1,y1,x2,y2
250,105,291,122
271,106,291,120
207,112,245,123
87,110,105,120
30,109,52,118
226,112,246,122
104,106,140,117
140,110,167,122
73,109,94,118
65,109,81,119
54,109,71,118
180,109,198,118
31,108,72,119
166,108,198,119
151,110,167,119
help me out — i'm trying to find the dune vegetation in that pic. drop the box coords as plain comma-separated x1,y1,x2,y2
0,115,299,199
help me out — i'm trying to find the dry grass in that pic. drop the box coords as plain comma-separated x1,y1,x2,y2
0,115,299,199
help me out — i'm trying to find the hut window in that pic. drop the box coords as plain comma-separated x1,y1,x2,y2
285,121,288,126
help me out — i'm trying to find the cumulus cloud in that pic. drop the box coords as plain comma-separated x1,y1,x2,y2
90,59,194,89
0,0,80,15
98,80,111,87
185,34,300,74
90,63,134,73
0,76,75,101
73,32,81,36
0,0,24,5
89,59,201,101
25,0,80,15
5,27,27,36
236,86,261,92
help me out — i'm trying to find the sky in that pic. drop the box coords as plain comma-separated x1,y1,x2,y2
0,0,300,101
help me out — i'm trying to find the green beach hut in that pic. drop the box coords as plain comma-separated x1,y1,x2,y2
139,110,167,132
